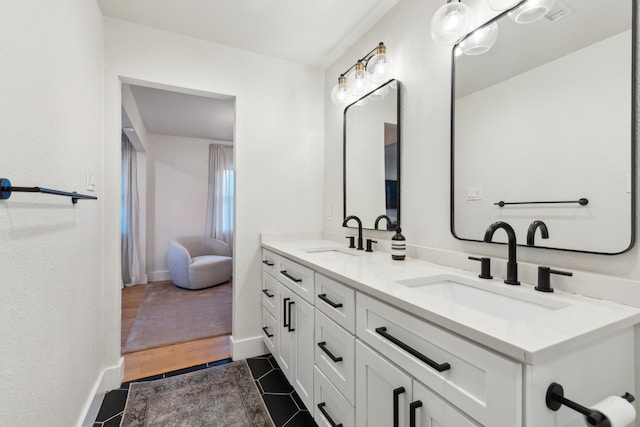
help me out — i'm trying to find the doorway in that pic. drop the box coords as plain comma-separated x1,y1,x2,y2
120,80,236,381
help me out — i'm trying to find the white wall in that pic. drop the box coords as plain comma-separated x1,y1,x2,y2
146,134,228,280
104,18,325,357
0,1,112,426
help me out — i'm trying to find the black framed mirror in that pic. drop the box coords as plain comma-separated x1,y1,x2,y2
451,0,635,254
344,79,400,230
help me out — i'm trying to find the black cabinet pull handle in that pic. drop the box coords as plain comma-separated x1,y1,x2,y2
262,260,274,266
376,327,451,372
287,300,295,332
280,270,302,283
409,401,423,427
318,293,343,308
262,289,274,298
262,326,273,338
317,402,343,427
317,341,343,362
393,387,405,427
283,297,290,328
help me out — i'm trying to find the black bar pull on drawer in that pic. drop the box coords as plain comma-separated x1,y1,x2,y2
262,289,274,298
318,293,343,308
283,298,290,328
262,260,274,266
287,300,295,332
280,270,302,282
262,326,273,338
317,341,343,362
393,387,405,427
376,327,451,372
317,402,343,427
409,401,423,427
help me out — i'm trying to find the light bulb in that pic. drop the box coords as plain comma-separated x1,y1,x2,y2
508,0,555,24
431,1,474,46
460,22,498,55
483,0,521,11
330,75,349,106
349,61,369,97
366,42,392,85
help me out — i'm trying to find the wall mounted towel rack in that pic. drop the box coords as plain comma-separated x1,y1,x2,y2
0,177,97,204
494,198,588,207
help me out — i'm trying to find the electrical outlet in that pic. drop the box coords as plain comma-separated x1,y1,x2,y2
466,187,482,201
326,205,332,221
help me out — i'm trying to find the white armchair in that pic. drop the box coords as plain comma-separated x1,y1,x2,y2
167,236,232,290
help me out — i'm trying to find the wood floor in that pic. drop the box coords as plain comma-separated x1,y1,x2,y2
121,281,231,383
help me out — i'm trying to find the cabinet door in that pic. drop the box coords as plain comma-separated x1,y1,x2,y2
277,283,295,381
292,295,315,411
411,381,480,427
261,307,277,354
356,341,412,427
262,272,279,316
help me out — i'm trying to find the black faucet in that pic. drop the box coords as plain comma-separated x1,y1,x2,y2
343,215,364,250
484,221,520,285
374,214,392,231
527,220,549,246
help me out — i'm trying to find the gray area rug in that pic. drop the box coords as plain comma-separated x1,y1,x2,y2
123,281,232,353
121,360,274,427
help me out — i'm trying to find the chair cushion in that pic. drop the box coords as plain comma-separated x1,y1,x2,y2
185,255,233,290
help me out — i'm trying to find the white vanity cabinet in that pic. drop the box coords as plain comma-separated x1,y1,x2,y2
356,292,522,427
261,250,315,411
261,242,639,427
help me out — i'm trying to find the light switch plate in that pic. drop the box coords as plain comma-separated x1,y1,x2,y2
466,187,482,201
86,167,96,192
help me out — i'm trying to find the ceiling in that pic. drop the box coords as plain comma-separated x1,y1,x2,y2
127,85,235,142
97,0,399,67
103,0,399,142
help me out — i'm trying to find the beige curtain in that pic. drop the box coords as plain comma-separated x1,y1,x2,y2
205,144,234,254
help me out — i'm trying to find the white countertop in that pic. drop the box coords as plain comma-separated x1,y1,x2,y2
262,239,640,364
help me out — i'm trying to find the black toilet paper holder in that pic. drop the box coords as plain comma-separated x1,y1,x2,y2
546,382,635,426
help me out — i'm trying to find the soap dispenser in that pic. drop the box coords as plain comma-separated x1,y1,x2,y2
391,227,406,260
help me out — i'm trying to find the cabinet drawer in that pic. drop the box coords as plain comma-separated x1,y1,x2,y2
261,307,277,354
262,272,279,316
356,293,522,427
279,257,315,304
314,366,355,427
261,249,279,276
315,310,355,405
315,274,356,334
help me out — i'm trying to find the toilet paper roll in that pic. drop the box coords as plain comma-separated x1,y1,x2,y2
590,395,636,427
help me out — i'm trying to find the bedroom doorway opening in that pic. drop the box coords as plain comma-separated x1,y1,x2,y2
120,80,236,381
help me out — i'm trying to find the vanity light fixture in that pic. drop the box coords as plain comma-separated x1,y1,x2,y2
459,21,499,55
431,0,474,46
508,0,556,24
330,42,392,107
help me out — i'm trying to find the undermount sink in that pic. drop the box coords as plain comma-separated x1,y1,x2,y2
395,274,569,321
304,247,357,259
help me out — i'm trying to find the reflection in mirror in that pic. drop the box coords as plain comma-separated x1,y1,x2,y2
452,0,634,254
344,79,400,230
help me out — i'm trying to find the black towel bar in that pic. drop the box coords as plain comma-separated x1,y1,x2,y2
0,178,97,204
495,198,588,207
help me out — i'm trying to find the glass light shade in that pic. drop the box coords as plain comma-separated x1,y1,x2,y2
348,62,370,97
366,53,392,85
508,0,555,24
431,1,474,46
483,0,521,11
460,22,499,55
331,75,349,106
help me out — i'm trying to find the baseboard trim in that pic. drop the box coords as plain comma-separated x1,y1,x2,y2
148,271,171,282
78,357,124,427
230,335,267,360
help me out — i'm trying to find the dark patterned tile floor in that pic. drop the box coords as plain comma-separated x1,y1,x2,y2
93,355,317,427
